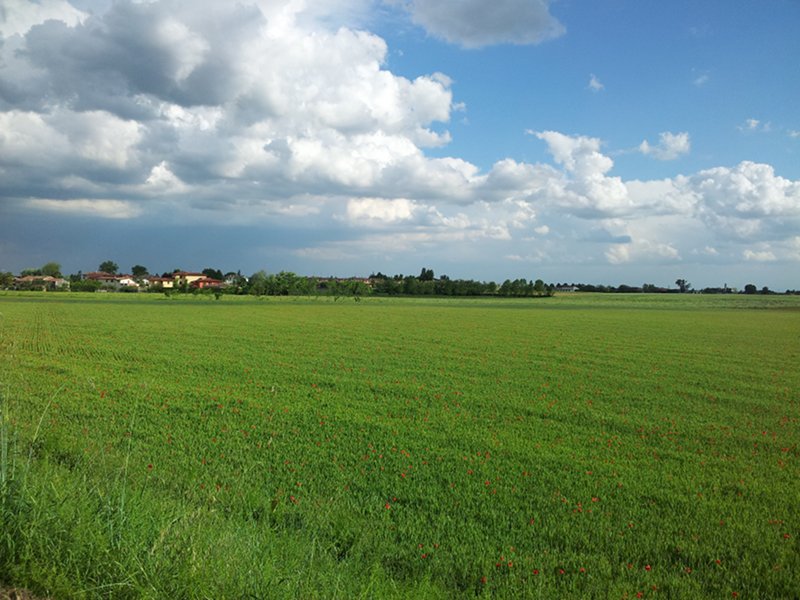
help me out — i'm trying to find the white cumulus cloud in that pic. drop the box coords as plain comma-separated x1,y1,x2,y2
743,249,776,262
346,197,418,223
639,131,691,160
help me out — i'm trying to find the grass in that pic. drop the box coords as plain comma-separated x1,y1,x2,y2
0,292,798,598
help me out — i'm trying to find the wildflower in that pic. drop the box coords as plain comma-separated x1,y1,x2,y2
147,463,153,471
532,569,539,575
645,564,652,571
385,503,391,509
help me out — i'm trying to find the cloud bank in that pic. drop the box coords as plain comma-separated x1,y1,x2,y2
1,0,798,286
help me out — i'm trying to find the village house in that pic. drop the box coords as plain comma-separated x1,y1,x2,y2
84,272,139,289
172,271,206,287
190,277,224,290
14,275,69,291
143,276,174,289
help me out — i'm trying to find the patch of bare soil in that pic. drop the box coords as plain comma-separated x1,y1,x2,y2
0,588,49,600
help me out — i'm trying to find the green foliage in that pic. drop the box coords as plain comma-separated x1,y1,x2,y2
202,268,224,281
247,271,315,296
98,260,119,275
0,294,798,598
68,279,102,292
131,265,149,277
40,262,62,278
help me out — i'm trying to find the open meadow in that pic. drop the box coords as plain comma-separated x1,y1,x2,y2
1,292,798,598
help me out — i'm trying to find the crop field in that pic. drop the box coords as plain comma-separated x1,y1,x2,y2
1,292,798,598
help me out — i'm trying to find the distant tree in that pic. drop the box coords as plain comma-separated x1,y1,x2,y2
533,278,546,295
20,268,42,276
248,270,268,296
223,271,248,293
403,276,421,295
99,260,119,275
202,268,224,280
675,278,690,293
419,267,434,282
41,262,62,277
0,272,14,287
744,284,757,295
131,265,149,277
761,286,772,295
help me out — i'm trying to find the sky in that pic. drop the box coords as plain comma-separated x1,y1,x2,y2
1,0,799,290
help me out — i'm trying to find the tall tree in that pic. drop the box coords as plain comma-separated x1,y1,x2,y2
419,267,435,281
202,268,224,280
41,262,62,277
99,260,119,275
248,270,268,296
131,265,149,277
675,278,690,293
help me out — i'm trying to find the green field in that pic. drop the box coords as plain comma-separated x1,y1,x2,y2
1,293,798,598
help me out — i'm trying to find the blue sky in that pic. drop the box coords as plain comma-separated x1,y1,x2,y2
1,0,799,289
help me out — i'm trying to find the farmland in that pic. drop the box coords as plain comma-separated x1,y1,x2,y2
1,292,798,598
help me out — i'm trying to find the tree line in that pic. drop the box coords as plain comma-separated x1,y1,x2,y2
2,262,797,296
